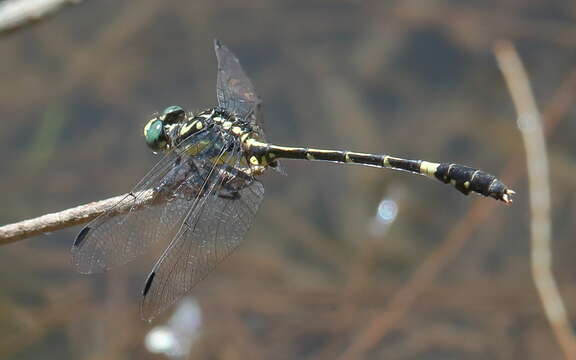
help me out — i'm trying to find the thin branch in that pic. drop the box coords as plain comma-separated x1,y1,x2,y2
0,190,154,245
495,40,576,359
0,0,81,35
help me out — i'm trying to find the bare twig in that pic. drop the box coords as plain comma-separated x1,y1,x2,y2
495,40,576,359
0,0,82,35
0,190,154,245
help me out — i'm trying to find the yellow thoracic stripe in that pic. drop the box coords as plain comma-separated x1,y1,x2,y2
179,121,197,137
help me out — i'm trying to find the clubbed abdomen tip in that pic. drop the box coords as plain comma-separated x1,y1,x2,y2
500,189,515,205
434,163,515,205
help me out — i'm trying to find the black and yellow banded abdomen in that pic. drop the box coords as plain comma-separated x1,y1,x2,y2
244,139,515,204
432,163,513,203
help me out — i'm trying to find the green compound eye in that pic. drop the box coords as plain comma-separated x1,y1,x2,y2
144,118,167,151
162,105,185,124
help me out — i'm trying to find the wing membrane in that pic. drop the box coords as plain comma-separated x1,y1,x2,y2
215,39,261,127
74,41,267,320
140,162,264,320
71,130,211,274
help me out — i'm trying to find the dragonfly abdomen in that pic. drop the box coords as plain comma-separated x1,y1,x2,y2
246,139,514,203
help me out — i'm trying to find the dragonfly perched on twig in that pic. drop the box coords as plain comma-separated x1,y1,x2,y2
72,40,514,321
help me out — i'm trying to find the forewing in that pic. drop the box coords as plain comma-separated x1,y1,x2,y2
71,133,207,274
140,173,264,321
214,39,262,126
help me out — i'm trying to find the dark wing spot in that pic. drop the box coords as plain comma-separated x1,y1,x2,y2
73,227,91,248
142,271,156,296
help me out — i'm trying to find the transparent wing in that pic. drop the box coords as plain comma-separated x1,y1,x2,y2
71,130,213,274
214,39,263,130
140,167,264,321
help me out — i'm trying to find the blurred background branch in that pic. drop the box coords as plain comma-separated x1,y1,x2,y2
495,40,576,359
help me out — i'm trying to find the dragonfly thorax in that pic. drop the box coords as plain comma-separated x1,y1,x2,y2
144,105,258,154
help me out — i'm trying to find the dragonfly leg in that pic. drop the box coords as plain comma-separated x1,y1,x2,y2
154,159,199,201
218,190,241,200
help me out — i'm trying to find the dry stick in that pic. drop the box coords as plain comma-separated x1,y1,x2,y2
0,1,168,245
495,40,576,359
0,0,81,34
0,190,154,245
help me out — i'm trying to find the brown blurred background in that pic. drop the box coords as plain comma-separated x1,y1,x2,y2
0,0,575,359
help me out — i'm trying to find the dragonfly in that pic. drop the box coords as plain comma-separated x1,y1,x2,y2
72,40,515,321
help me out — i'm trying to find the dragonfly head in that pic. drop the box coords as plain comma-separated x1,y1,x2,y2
144,117,168,152
144,106,186,152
